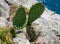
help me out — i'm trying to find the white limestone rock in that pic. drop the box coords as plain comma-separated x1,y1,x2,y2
0,0,10,18
22,0,37,8
32,8,60,44
0,0,10,27
7,0,37,8
6,0,27,7
0,17,8,27
13,33,30,44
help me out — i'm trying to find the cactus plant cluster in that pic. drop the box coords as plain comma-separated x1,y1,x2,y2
13,3,45,28
12,3,45,42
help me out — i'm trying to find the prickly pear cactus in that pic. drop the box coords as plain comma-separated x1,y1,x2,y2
28,3,45,24
26,3,45,42
26,25,37,42
13,7,26,29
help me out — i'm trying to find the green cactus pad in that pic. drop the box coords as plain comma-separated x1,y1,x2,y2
13,7,26,29
28,3,45,24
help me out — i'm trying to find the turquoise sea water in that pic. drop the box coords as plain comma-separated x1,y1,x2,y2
37,0,60,14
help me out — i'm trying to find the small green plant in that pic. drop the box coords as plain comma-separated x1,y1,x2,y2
5,34,13,44
13,3,45,42
0,28,7,40
0,28,13,44
10,27,16,38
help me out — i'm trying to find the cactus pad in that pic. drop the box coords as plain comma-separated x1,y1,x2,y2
28,3,45,24
13,7,26,28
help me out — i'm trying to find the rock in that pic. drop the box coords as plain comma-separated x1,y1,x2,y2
6,0,27,7
0,0,13,28
7,0,37,8
36,35,59,44
22,0,37,8
32,8,60,44
7,21,13,28
9,5,17,22
13,33,30,44
0,0,10,18
0,17,8,27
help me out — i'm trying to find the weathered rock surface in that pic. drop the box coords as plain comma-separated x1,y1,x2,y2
0,0,10,18
0,0,10,27
7,0,37,8
22,0,37,8
7,0,27,7
0,17,8,27
13,33,30,44
32,8,60,44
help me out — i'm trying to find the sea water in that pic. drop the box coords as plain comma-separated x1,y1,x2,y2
37,0,60,14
